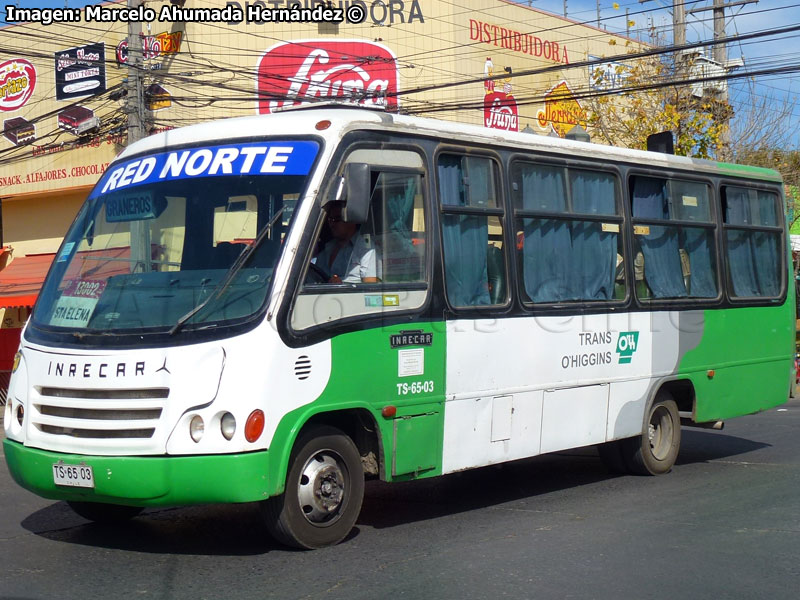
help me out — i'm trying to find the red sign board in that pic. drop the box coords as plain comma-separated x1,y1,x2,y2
484,91,518,132
257,40,398,114
0,59,36,112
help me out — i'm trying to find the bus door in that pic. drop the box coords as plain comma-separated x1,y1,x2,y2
291,148,445,479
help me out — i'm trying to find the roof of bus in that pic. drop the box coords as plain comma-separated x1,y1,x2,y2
119,106,783,184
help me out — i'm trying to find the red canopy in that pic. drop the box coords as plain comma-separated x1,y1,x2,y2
0,247,134,309
0,252,56,308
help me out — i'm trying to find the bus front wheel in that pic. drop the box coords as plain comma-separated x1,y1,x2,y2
262,426,364,549
621,393,681,475
67,501,143,523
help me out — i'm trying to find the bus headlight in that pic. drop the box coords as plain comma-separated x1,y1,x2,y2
189,415,204,443
11,351,21,373
220,412,236,440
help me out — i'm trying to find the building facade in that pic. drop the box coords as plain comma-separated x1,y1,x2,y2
0,0,640,299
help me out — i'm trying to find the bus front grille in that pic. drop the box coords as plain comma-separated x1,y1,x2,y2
39,387,169,399
37,425,156,439
31,387,168,440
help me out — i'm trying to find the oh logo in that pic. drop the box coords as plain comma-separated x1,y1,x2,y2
616,331,640,364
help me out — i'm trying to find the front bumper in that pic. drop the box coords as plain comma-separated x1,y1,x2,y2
3,439,271,506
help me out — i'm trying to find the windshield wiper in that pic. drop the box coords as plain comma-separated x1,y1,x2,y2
169,207,285,335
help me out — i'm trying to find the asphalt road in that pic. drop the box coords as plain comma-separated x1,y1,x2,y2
1,398,799,600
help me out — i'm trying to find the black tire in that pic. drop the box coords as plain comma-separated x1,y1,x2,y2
620,393,681,476
67,501,143,523
262,426,364,550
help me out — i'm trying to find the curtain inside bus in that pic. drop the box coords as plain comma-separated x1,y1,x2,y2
438,156,490,306
519,165,571,302
725,187,781,297
669,180,717,298
518,166,617,302
632,177,688,298
373,172,420,283
386,177,415,242
681,229,717,297
569,170,617,300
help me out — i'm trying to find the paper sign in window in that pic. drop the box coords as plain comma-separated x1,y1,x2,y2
49,279,106,328
398,348,424,377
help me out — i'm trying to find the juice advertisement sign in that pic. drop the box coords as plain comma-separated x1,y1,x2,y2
257,40,398,114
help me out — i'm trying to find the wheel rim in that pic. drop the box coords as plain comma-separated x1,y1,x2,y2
296,450,348,526
647,405,674,461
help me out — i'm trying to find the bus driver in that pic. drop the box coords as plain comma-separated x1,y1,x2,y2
314,201,379,284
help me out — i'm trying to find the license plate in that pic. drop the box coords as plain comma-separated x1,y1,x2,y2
53,462,95,488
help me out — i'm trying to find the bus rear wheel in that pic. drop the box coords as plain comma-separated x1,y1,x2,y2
262,426,364,549
621,393,681,475
67,501,143,523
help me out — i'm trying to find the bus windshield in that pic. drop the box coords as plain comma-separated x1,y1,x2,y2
32,139,319,334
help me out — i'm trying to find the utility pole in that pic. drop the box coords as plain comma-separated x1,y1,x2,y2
673,1,685,46
712,0,727,64
126,0,150,272
638,1,686,46
687,1,758,61
126,0,146,145
672,2,688,153
687,0,758,160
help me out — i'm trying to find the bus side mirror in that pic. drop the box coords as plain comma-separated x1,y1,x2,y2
322,162,371,223
341,163,371,224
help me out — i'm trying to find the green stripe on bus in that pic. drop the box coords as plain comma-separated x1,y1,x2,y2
3,439,271,505
265,322,446,496
677,303,795,422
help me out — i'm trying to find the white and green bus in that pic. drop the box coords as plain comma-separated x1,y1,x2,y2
4,107,794,549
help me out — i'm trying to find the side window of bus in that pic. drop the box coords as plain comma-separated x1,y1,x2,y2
511,162,623,303
722,186,782,298
309,172,425,285
631,176,718,300
437,154,507,307
370,172,427,283
292,150,428,332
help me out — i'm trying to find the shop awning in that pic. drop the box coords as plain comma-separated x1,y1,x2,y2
0,247,148,309
0,253,56,308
